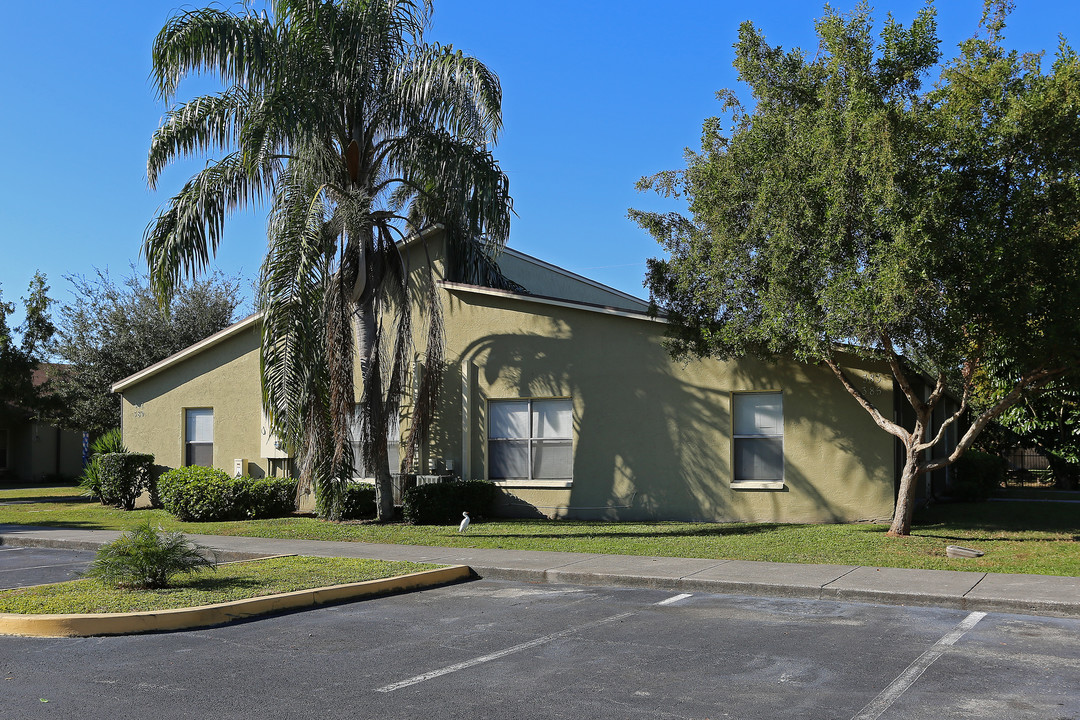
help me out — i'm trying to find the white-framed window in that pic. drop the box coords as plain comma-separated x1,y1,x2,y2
185,408,214,466
348,406,400,478
732,392,784,488
488,398,573,482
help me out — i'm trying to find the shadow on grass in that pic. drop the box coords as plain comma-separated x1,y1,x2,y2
914,502,1080,535
462,523,811,541
0,494,94,505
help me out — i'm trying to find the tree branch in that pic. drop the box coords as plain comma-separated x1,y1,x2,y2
824,355,909,440
924,365,1066,472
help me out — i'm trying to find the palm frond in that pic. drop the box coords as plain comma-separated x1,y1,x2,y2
143,152,277,302
152,7,278,101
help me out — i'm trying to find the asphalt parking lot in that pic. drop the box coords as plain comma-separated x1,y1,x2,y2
2,566,1078,720
0,546,97,589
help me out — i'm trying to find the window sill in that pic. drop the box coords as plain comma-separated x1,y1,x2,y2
491,479,573,489
731,480,785,491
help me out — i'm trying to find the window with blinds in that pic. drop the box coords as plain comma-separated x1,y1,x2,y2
185,408,214,467
488,399,573,482
733,392,784,485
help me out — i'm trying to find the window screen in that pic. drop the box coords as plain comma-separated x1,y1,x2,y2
185,408,214,467
488,398,572,481
733,393,783,483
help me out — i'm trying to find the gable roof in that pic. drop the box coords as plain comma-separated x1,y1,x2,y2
110,242,653,393
110,312,262,394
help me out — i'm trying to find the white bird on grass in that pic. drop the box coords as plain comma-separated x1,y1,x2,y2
459,511,471,533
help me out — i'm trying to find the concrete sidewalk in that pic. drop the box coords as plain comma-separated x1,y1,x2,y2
2,523,1078,619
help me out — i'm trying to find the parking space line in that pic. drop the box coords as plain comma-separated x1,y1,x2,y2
0,547,25,552
851,611,987,720
0,560,90,573
656,593,692,606
375,611,635,693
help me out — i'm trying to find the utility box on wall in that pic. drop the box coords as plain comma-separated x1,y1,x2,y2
234,458,247,477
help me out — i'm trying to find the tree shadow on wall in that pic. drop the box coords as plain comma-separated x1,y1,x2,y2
456,311,735,521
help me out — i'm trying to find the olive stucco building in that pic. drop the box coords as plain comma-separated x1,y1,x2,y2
113,230,911,524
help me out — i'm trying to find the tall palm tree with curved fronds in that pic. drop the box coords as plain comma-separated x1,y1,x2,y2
144,0,514,520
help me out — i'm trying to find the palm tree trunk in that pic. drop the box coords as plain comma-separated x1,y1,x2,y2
356,300,395,521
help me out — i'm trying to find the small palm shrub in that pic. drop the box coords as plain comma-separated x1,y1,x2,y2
84,522,216,589
79,428,127,502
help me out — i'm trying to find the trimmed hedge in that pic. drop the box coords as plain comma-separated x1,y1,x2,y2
341,484,377,520
158,466,297,521
402,480,496,525
953,450,1006,501
97,453,156,511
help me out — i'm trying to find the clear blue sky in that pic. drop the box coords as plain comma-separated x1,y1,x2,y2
1,1,1076,318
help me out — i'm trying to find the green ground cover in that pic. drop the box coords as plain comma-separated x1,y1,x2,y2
0,555,438,614
1,485,1076,576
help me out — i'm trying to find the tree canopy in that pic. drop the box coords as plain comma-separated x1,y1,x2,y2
631,1,1080,535
50,269,244,436
145,0,513,519
0,272,55,421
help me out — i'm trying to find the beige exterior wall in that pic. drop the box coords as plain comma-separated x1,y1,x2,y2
114,230,898,524
431,287,896,524
117,323,268,479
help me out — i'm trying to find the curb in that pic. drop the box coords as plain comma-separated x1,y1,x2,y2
0,565,472,638
470,565,1080,619
0,534,274,564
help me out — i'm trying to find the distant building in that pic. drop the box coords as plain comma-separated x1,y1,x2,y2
0,366,85,483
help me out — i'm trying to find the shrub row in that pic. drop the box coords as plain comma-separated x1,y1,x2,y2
158,466,297,521
402,480,496,525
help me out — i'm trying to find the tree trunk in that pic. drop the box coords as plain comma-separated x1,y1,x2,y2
888,441,925,536
356,300,395,521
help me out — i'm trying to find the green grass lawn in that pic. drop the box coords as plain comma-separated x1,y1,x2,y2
1,485,1077,576
0,555,438,614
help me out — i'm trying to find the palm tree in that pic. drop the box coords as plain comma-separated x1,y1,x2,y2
144,0,514,520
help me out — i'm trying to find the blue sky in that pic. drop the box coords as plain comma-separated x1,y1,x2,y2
1,0,1076,320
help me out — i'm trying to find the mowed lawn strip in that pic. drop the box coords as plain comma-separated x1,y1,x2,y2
0,556,440,614
1,486,1077,576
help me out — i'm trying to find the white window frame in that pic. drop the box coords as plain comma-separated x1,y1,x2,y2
732,392,785,490
184,408,214,467
487,398,573,488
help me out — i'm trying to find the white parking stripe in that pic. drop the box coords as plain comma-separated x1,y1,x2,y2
0,560,89,573
656,593,692,606
851,611,987,720
375,612,635,693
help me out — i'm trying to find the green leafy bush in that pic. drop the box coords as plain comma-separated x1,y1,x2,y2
97,453,155,510
158,466,296,521
84,522,215,589
953,450,1006,501
79,428,126,502
402,480,496,525
341,483,376,520
243,477,298,519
